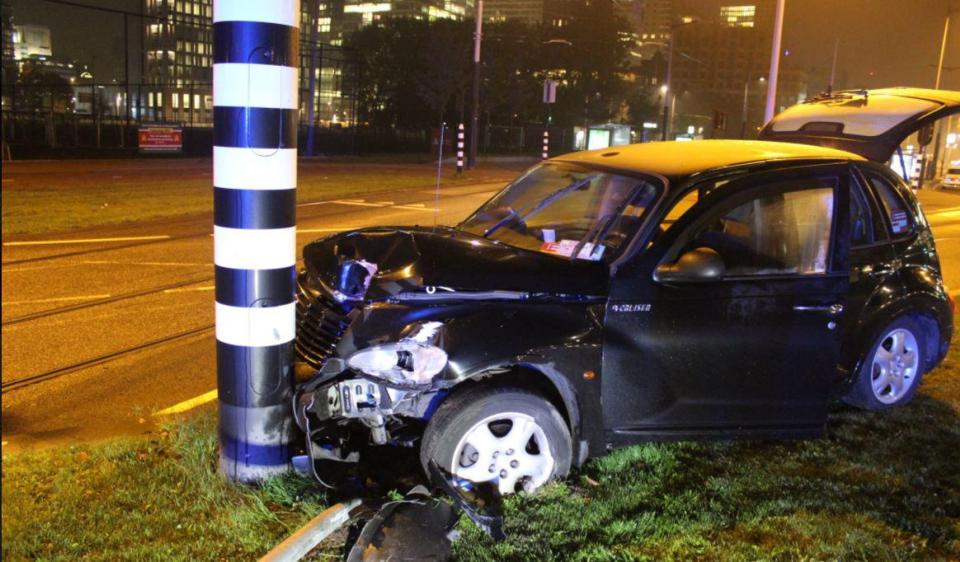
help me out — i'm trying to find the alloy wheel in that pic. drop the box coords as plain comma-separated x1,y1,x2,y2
451,412,555,494
870,327,920,405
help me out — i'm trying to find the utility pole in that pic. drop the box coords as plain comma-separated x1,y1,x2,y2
305,0,320,157
936,14,951,89
764,0,786,123
661,32,674,141
213,0,299,482
468,0,483,169
828,38,839,94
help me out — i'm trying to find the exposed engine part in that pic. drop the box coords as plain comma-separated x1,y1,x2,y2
364,414,388,445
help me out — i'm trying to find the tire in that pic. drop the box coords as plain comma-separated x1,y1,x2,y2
843,316,927,410
420,386,572,495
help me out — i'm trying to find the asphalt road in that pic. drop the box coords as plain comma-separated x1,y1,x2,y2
1,165,515,452
4,167,960,453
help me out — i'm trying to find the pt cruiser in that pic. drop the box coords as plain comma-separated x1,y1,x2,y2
293,88,958,494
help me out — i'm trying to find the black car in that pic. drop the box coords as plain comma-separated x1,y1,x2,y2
293,88,958,495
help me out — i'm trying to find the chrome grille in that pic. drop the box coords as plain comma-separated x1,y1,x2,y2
295,275,353,369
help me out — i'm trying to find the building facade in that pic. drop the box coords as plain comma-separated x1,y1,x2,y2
670,0,807,138
142,0,473,126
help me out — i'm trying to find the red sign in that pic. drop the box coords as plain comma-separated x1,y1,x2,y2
138,125,183,153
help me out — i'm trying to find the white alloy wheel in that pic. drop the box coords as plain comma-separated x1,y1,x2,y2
452,412,555,494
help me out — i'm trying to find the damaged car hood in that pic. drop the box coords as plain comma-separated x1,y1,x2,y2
301,227,608,302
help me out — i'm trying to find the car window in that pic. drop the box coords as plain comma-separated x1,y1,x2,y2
676,184,835,276
850,182,873,247
863,171,914,237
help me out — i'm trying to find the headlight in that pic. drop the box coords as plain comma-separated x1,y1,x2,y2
346,322,447,385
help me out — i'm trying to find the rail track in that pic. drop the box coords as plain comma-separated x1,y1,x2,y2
0,324,214,394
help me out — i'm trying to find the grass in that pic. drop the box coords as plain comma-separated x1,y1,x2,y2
0,163,512,236
4,329,959,561
1,413,328,562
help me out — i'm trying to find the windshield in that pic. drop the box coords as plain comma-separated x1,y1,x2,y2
459,163,659,261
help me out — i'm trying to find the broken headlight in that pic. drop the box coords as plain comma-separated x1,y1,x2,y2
346,322,447,385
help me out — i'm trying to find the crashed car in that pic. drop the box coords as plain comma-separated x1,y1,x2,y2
293,88,958,495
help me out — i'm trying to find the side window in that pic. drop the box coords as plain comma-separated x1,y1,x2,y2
863,171,914,237
850,182,873,247
676,184,835,276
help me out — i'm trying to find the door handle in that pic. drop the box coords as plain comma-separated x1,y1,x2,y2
793,303,844,315
860,261,899,277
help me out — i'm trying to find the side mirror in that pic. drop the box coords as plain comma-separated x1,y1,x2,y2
655,247,726,283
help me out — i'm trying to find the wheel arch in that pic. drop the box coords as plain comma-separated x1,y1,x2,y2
850,294,947,378
441,363,587,466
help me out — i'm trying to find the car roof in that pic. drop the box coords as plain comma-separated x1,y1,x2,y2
550,139,864,179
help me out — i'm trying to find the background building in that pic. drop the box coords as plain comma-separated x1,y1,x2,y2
669,0,808,138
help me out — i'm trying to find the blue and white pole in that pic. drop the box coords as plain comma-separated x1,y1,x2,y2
213,0,299,482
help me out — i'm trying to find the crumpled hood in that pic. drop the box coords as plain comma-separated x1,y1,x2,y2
301,227,607,302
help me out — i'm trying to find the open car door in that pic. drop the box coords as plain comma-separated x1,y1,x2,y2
758,88,960,162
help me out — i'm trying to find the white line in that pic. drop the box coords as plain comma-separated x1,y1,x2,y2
3,235,171,247
164,285,215,294
393,205,439,212
2,294,112,305
331,200,387,207
154,389,218,416
297,201,329,207
82,260,212,267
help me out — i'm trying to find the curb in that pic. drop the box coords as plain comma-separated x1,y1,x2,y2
259,499,361,562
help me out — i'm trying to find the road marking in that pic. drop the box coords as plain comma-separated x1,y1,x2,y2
332,199,388,207
3,235,171,247
154,389,218,416
163,285,214,293
81,260,211,267
926,206,960,218
2,294,112,306
393,204,438,212
298,201,329,207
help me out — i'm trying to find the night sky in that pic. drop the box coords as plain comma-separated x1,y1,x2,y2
7,0,960,90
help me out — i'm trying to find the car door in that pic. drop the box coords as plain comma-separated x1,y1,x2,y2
602,164,850,442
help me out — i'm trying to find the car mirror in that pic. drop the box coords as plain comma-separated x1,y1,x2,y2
655,247,726,283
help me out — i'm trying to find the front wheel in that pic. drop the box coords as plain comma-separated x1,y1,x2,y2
420,386,572,495
844,316,927,410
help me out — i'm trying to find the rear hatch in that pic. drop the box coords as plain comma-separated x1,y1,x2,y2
758,88,960,162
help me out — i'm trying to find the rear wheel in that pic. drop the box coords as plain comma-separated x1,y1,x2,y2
420,386,572,495
844,316,926,410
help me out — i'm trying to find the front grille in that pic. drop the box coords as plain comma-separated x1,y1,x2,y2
295,275,354,369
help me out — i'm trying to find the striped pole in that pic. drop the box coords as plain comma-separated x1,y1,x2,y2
542,129,549,160
213,0,299,482
456,123,465,175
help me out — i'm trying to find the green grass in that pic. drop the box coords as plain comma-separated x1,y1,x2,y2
452,350,960,561
2,413,328,562
4,333,959,561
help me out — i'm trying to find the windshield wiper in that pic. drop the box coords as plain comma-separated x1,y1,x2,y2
570,184,642,261
483,175,595,239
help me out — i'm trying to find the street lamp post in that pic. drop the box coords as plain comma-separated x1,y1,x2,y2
468,0,483,169
741,76,765,139
764,0,787,123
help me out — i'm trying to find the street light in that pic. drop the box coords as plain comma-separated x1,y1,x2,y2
661,18,699,141
741,75,765,139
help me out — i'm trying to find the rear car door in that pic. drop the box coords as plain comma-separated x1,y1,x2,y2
602,164,850,441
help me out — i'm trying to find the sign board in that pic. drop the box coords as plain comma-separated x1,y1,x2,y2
138,125,183,153
543,79,558,104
